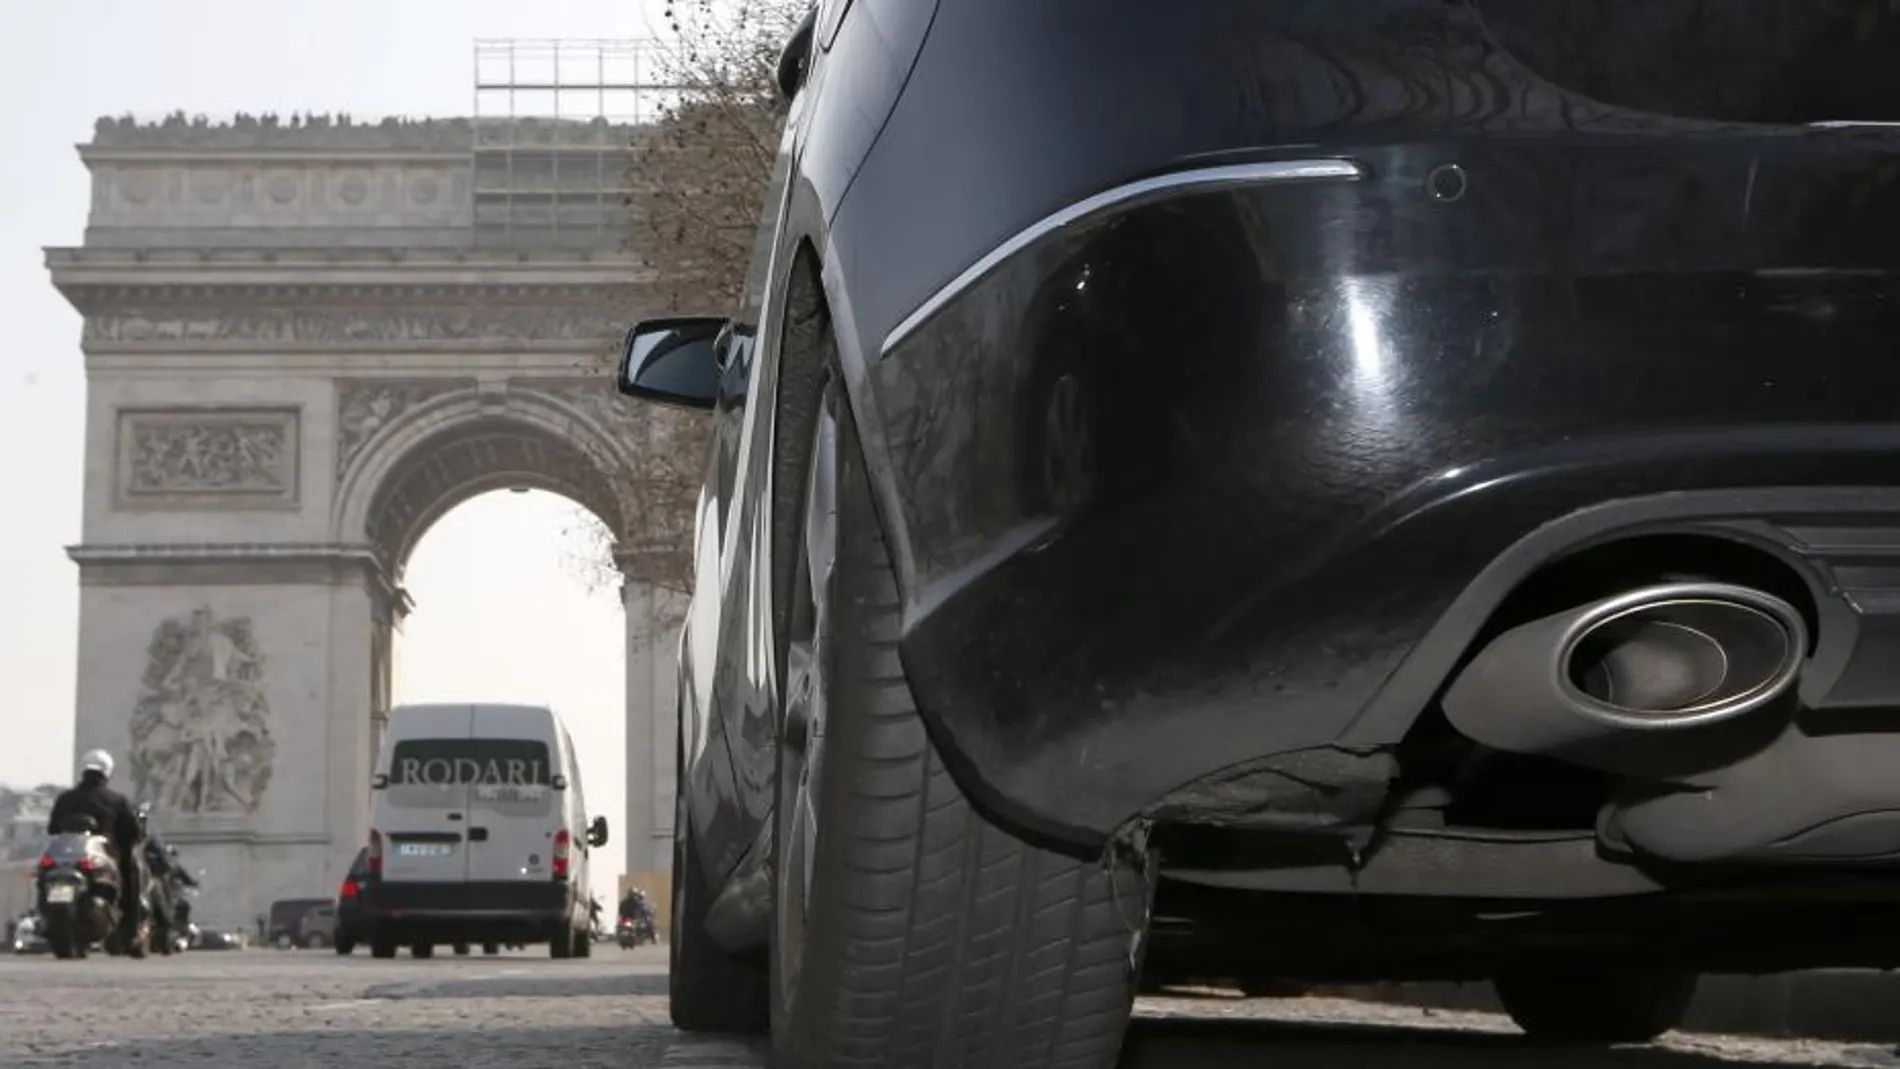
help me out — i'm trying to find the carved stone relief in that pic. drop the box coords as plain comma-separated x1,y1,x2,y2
116,409,299,508
128,606,277,816
537,380,644,443
85,304,633,346
528,379,699,556
92,160,472,232
335,380,469,478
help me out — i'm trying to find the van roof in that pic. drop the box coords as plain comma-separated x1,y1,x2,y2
391,702,557,717
383,702,568,740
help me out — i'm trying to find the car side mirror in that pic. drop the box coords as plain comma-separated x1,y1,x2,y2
776,6,818,100
370,773,387,790
617,317,728,410
587,816,609,848
551,774,569,791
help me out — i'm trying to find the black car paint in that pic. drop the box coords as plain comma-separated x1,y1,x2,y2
336,848,376,945
669,0,1900,955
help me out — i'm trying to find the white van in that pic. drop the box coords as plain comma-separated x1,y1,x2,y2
365,703,607,959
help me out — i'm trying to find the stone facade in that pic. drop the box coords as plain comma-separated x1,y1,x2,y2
48,116,679,931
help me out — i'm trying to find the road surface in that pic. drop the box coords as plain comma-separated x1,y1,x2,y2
1,946,1896,1067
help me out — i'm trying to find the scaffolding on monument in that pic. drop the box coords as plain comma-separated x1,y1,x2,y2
472,39,681,250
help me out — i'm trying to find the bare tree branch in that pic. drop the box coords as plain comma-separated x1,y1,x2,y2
562,0,805,607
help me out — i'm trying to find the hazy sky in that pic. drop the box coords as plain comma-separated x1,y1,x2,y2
0,0,678,902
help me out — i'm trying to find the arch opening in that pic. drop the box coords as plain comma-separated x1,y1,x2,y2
365,416,627,579
396,488,629,915
349,401,675,921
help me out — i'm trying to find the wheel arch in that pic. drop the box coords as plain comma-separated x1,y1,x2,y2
777,230,918,646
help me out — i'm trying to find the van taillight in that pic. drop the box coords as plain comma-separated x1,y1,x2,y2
339,881,358,900
368,830,383,877
37,855,52,871
552,829,571,881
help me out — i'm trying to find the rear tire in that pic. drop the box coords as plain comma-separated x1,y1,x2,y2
482,942,500,956
127,914,149,960
767,353,1153,1069
370,938,397,960
668,793,769,1033
573,927,591,959
550,923,572,960
411,942,434,960
452,942,470,956
1495,969,1698,1044
47,917,76,961
335,938,355,956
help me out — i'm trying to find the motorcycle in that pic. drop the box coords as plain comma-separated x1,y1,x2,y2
616,913,656,948
36,817,139,960
10,914,48,955
142,850,194,955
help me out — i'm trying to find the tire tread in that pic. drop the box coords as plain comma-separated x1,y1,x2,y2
783,388,1149,1069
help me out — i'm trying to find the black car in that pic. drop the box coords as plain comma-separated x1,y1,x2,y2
332,849,376,955
620,2,1900,1065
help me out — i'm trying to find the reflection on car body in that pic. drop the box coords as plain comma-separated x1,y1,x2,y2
621,1,1900,1065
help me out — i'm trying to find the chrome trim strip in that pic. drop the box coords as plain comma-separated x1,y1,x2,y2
879,157,1366,356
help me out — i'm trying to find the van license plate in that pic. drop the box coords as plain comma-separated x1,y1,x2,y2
397,843,453,858
45,885,75,904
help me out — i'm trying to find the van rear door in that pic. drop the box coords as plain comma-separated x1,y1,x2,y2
464,704,559,885
380,704,474,884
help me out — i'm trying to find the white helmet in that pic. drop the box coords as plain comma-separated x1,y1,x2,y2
80,749,114,778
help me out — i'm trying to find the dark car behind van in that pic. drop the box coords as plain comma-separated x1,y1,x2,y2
333,848,376,955
266,898,330,949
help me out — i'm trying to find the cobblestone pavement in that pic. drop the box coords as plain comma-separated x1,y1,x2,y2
5,948,1900,1068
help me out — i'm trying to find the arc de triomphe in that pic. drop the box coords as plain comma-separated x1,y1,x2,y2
45,115,685,929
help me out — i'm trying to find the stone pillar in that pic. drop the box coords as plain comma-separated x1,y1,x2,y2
66,544,390,933
366,587,411,803
618,551,682,921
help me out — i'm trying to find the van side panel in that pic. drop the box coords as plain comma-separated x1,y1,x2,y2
466,704,562,885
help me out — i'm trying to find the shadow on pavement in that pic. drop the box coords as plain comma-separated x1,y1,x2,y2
363,970,669,1001
1121,1015,1897,1068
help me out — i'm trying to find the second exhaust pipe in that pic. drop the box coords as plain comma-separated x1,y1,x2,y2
1440,581,1807,765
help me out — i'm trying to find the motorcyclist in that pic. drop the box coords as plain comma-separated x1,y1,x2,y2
140,809,198,936
618,888,649,922
46,750,144,952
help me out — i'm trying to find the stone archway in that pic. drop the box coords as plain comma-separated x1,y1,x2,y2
333,379,687,896
47,116,684,929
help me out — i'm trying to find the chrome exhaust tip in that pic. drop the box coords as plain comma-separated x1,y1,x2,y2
1557,583,1806,730
1441,582,1808,766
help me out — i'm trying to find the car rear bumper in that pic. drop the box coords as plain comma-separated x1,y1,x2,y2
868,134,1900,857
371,881,570,942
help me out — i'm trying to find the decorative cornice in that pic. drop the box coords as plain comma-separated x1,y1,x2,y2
85,113,649,153
74,301,641,351
68,541,382,564
90,114,482,151
47,249,658,301
59,281,649,303
48,247,644,269
66,542,403,608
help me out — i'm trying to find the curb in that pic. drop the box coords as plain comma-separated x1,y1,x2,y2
659,1038,765,1067
1329,971,1900,1042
